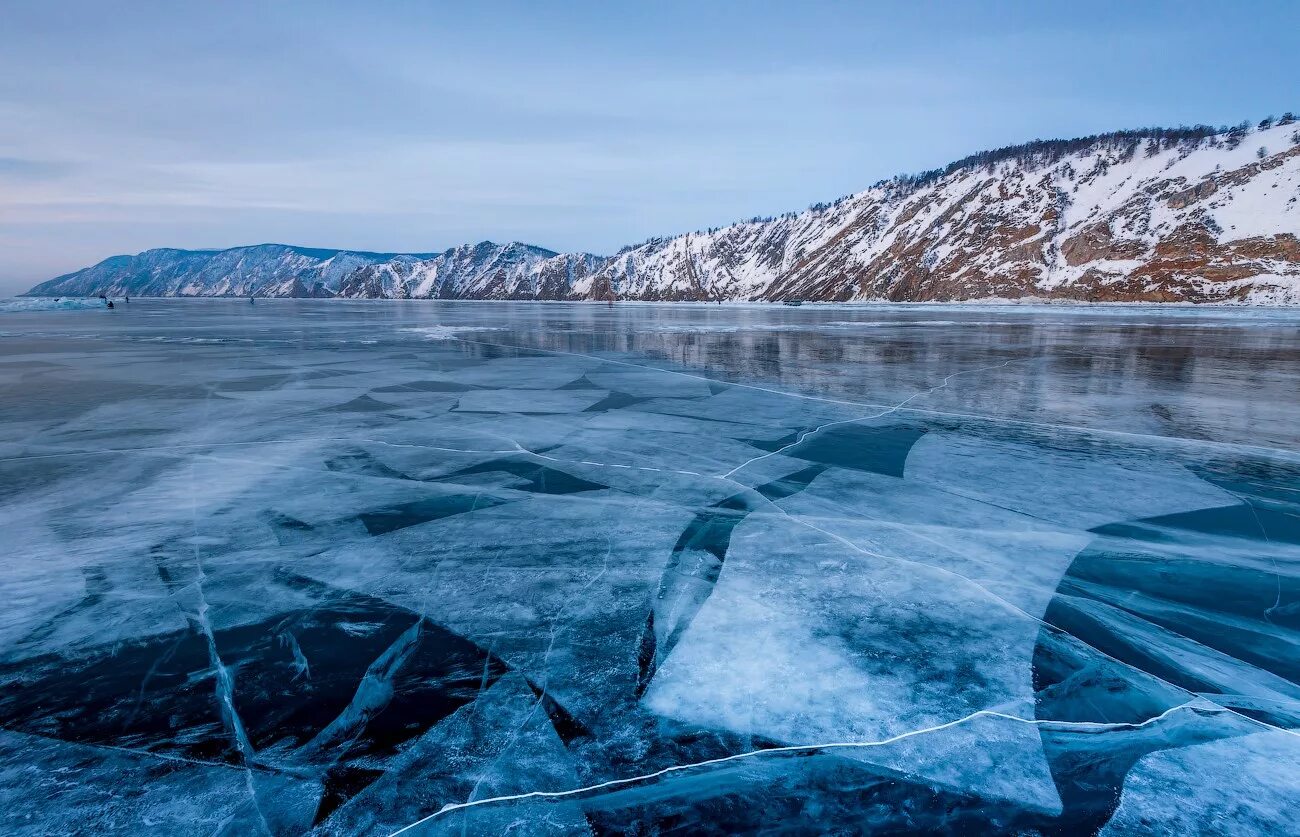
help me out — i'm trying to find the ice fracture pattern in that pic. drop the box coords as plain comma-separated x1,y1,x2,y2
1,300,1298,835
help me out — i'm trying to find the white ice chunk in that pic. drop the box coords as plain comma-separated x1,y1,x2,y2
644,514,1062,812
772,468,1091,616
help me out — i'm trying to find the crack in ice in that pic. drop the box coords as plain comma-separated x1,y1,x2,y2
719,357,1022,480
457,539,612,825
385,700,1222,835
177,461,274,837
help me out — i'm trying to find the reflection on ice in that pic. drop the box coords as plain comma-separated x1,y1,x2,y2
1,300,1298,835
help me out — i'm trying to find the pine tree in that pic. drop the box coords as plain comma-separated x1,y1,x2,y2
1225,121,1249,149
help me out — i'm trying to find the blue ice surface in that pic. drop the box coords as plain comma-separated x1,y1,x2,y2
0,299,1298,835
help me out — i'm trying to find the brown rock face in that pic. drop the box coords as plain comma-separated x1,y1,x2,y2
1061,222,1147,266
1167,180,1218,209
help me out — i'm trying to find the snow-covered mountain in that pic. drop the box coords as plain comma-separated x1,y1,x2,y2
576,119,1300,304
24,244,437,299
336,242,606,300
26,118,1300,303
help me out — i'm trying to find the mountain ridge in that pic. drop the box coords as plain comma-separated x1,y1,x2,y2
25,117,1300,304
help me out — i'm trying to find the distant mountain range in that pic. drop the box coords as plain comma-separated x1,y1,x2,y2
25,117,1300,303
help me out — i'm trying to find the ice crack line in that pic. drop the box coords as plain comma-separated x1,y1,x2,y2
1229,490,1286,623
385,700,1216,835
720,357,1020,480
179,462,273,837
459,539,613,824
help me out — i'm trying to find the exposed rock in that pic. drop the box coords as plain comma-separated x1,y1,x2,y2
1061,222,1146,266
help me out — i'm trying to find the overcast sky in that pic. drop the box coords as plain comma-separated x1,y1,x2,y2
2,0,1296,295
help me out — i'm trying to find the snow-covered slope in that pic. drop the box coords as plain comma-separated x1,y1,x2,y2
26,119,1300,303
578,119,1300,304
336,242,605,300
25,244,437,298
29,240,605,302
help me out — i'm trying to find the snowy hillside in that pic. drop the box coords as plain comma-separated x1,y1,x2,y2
579,118,1300,304
26,118,1300,303
24,244,437,299
336,242,606,300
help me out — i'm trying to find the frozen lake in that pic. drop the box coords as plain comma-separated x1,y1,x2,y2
2,299,1299,835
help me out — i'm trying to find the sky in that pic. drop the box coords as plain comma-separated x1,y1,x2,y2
2,0,1297,295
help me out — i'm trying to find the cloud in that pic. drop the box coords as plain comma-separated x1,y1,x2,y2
0,157,74,181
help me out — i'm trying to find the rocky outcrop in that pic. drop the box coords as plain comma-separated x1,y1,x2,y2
1061,222,1146,266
